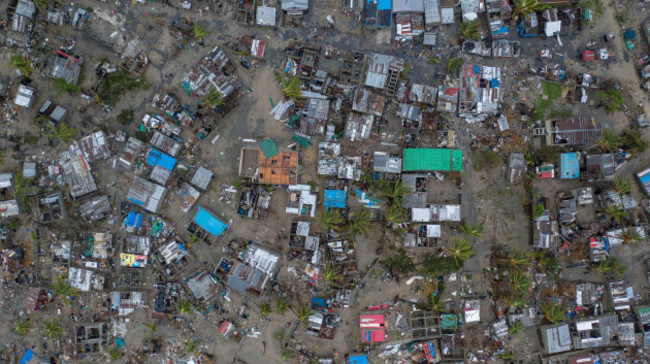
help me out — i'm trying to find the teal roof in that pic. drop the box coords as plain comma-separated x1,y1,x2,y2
260,139,279,159
402,148,462,172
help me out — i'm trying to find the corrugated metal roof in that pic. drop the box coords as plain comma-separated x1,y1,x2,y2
150,165,172,184
392,0,424,12
282,0,309,10
150,131,181,156
0,200,19,218
59,149,98,198
118,137,143,169
127,176,166,213
402,148,462,171
0,173,12,189
256,6,277,26
424,0,440,24
191,166,213,190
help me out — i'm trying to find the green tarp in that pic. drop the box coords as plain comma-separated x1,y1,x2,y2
260,139,279,158
402,148,462,172
292,133,312,148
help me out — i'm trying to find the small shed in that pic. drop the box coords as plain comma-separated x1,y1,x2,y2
582,50,595,62
15,85,35,108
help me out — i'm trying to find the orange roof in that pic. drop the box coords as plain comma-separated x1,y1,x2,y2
258,151,298,185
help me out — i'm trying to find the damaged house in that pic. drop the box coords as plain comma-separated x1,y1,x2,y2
218,243,279,295
181,45,242,104
365,54,405,96
458,64,502,117
59,147,98,199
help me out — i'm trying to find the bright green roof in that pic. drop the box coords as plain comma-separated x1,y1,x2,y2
402,148,462,172
260,139,279,158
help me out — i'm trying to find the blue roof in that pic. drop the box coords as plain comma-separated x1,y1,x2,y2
377,0,390,10
312,297,327,308
640,172,650,184
19,349,33,364
193,206,227,236
146,148,177,171
324,190,347,210
350,355,368,364
125,211,143,227
560,153,580,179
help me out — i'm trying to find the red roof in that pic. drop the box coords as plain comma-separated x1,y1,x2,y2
219,320,233,335
536,171,554,179
361,329,385,343
443,87,459,96
582,50,595,62
251,39,266,58
360,314,385,328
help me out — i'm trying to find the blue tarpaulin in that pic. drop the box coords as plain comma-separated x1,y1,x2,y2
115,338,125,349
193,206,227,236
350,354,368,364
124,211,143,228
560,153,580,179
146,148,177,171
18,349,33,364
490,78,499,88
324,190,347,210
312,297,327,308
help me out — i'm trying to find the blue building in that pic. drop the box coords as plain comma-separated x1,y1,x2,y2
366,0,391,27
560,153,580,179
324,189,347,211
190,206,228,244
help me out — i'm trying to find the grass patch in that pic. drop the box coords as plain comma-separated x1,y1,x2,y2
581,0,603,15
532,82,563,121
472,151,502,171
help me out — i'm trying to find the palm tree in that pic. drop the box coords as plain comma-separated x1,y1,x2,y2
509,271,532,293
185,339,200,355
176,299,194,315
416,293,446,313
504,292,525,308
46,122,78,145
616,227,643,246
459,220,483,238
143,322,158,334
318,208,343,231
108,348,123,360
295,305,312,327
349,208,372,236
44,319,64,339
533,251,559,274
384,250,415,273
592,259,627,278
508,321,523,336
14,318,32,336
52,275,80,302
541,303,565,324
594,129,621,152
259,302,271,319
380,180,410,201
13,172,35,206
604,205,626,224
444,238,475,265
384,204,405,226
460,20,480,40
10,53,33,77
499,249,529,271
33,0,51,11
275,74,304,101
187,234,198,248
192,22,212,39
613,177,632,198
322,263,343,288
275,300,288,315
202,88,224,108
512,0,547,22
446,57,464,75
500,349,515,360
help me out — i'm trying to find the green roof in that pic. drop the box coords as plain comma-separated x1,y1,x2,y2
402,148,462,172
260,139,279,158
292,133,312,148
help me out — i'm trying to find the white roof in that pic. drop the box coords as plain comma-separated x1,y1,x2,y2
426,224,441,237
411,207,431,222
0,173,12,188
0,199,19,218
441,8,454,24
15,85,34,107
545,21,561,37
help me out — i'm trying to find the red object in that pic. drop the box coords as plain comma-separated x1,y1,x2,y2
219,320,233,335
536,171,553,179
56,50,79,62
443,87,459,96
367,304,389,311
582,50,595,62
360,314,385,342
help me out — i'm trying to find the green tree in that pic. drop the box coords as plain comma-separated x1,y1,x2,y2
275,300,288,315
420,254,461,276
446,57,464,75
44,319,64,339
416,293,446,313
52,78,81,94
512,0,548,21
295,305,312,327
176,299,194,315
117,109,135,125
275,74,304,101
108,348,124,360
143,322,158,334
192,22,212,39
460,20,480,40
13,172,36,207
202,88,224,108
499,249,529,271
98,70,151,105
47,122,78,145
322,263,343,288
13,318,32,336
187,234,198,248
616,227,643,246
598,89,625,113
259,302,271,319
281,349,296,360
504,292,525,308
500,349,515,360
533,204,546,219
444,238,475,265
620,129,647,153
52,275,80,302
458,220,483,238
541,303,566,324
318,208,343,231
349,208,372,236
10,53,33,77
533,251,559,274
